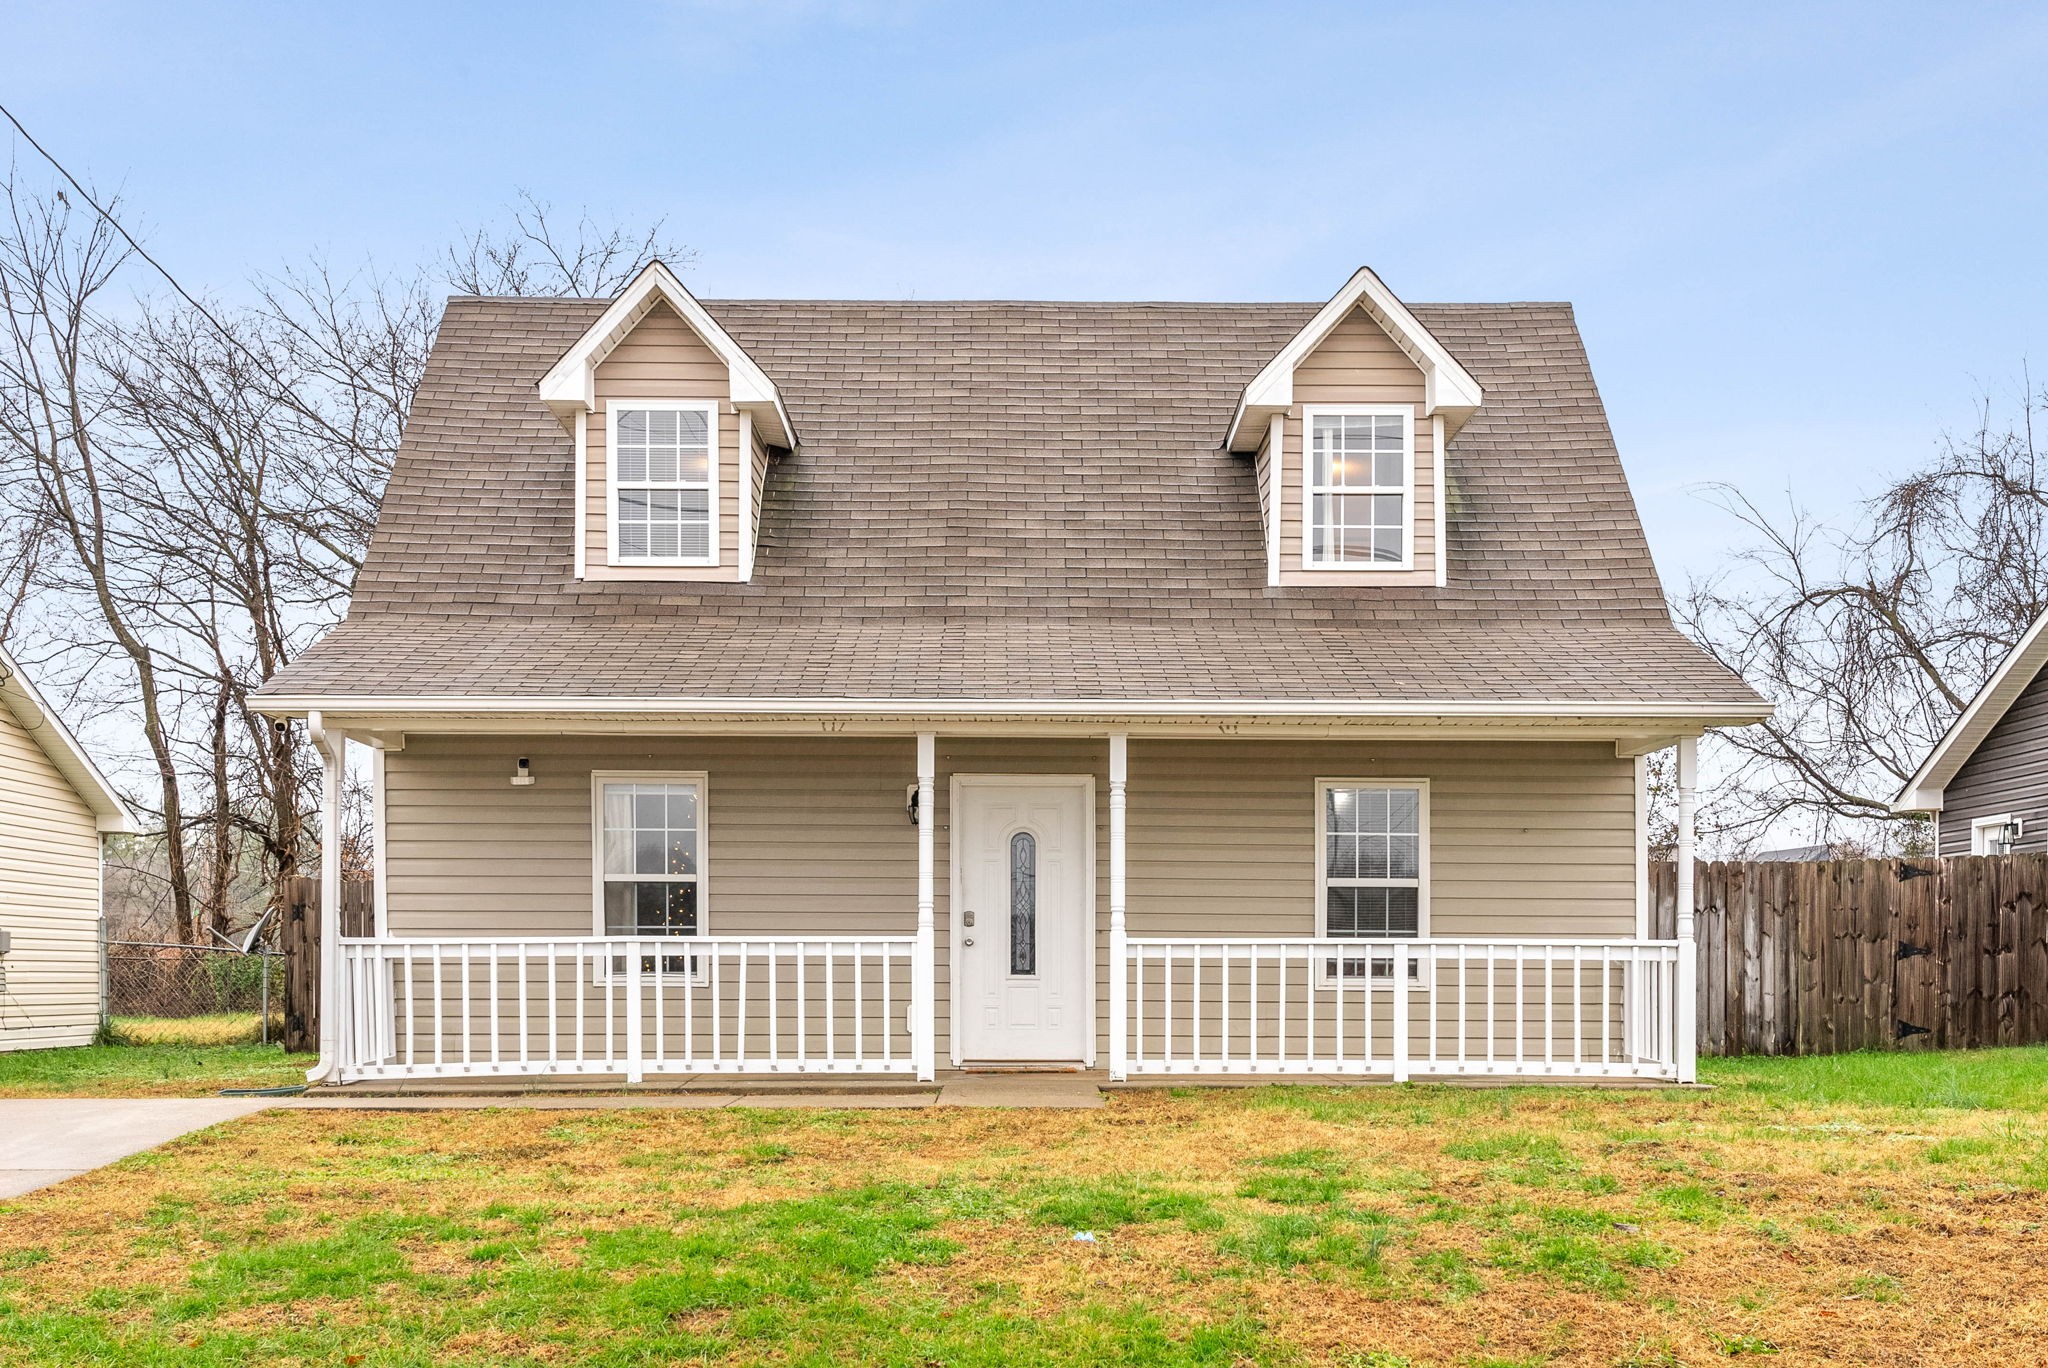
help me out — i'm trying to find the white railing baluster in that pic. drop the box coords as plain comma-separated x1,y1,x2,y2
853,945,865,1068
1572,946,1583,1067
882,943,895,1067
824,942,836,1067
1236,946,1253,1073
1332,943,1345,1072
738,945,752,1071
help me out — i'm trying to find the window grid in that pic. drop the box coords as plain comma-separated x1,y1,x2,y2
599,780,702,976
1307,410,1409,568
1319,782,1424,983
611,403,714,564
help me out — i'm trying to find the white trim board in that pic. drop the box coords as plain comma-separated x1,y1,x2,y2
1225,265,1482,453
258,694,1769,722
536,260,795,448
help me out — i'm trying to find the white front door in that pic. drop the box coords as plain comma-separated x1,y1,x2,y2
955,778,1091,1063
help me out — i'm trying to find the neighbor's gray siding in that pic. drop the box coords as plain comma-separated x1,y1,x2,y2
1939,664,2048,856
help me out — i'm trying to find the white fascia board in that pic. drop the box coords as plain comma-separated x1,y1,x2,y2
1891,785,1945,816
255,692,1772,725
1891,604,2048,810
1225,266,1484,453
535,260,797,447
0,644,138,833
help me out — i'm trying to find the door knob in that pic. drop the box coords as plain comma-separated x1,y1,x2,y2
963,938,974,947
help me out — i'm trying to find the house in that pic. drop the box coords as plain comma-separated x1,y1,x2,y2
0,645,137,1051
1894,606,2048,854
253,263,1768,1088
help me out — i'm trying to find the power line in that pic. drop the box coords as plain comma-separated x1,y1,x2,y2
0,99,275,375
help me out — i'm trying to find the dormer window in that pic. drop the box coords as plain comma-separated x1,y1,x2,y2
1305,405,1411,570
608,400,717,565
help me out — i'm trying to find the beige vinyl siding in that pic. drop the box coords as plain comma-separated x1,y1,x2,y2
748,416,771,561
582,301,743,582
383,735,1634,1065
0,692,104,1051
1277,307,1438,586
1937,664,2048,856
1253,425,1274,570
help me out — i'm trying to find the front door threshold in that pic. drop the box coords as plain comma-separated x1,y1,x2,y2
958,1062,1088,1074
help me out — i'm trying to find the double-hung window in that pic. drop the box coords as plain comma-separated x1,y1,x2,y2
597,776,704,976
609,400,716,565
1305,406,1411,569
1317,780,1427,983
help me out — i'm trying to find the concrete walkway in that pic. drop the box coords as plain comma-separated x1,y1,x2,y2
0,1099,275,1199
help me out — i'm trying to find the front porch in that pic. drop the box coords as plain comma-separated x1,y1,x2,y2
330,932,1686,1084
307,725,1707,1089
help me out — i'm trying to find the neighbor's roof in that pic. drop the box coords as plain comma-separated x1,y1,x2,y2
256,295,1762,715
1893,605,2048,812
0,644,137,833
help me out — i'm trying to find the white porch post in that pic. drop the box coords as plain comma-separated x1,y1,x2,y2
1674,735,1700,1083
914,732,937,1081
1108,734,1129,1081
308,712,346,1084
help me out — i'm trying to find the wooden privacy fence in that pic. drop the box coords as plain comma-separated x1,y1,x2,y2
279,877,374,1054
1652,855,2048,1057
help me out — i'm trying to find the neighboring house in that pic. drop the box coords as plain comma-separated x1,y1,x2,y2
254,263,1767,1088
1894,607,2048,855
0,646,137,1051
1751,845,1838,863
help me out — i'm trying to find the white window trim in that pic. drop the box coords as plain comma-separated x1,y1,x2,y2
590,770,710,980
1300,403,1416,573
1314,777,1431,987
1970,812,2021,855
604,398,720,568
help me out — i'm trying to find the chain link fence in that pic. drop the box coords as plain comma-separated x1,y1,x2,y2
105,942,283,1045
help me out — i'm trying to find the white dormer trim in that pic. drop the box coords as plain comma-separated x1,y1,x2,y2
537,260,796,449
1893,604,2048,814
1225,266,1482,453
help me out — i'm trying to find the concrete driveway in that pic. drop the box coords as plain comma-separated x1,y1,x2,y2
0,1099,274,1199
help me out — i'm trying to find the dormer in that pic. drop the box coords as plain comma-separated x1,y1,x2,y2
539,262,795,582
1227,268,1482,589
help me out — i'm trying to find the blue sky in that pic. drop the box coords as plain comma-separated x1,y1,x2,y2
6,0,2048,586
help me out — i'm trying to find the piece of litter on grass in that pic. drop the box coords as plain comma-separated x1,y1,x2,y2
1070,1231,1097,1243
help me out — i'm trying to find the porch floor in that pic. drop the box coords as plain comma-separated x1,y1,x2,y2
295,1069,1699,1111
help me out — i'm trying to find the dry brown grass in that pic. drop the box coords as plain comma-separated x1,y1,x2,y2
2,1077,2046,1365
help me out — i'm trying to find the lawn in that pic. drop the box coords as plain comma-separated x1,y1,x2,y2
0,1050,2044,1366
0,1043,313,1098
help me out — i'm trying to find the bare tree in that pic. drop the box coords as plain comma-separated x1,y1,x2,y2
446,189,691,297
1,174,692,940
0,177,204,941
1677,378,2048,852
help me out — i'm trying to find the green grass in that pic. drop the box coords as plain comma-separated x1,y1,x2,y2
1,1050,2046,1362
0,1043,313,1097
1699,1045,2048,1111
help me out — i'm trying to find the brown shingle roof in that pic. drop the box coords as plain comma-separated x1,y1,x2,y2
258,296,1760,708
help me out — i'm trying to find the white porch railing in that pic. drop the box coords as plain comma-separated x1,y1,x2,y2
334,935,924,1084
1116,937,1683,1082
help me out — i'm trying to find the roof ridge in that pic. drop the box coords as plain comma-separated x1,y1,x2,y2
443,294,1573,310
